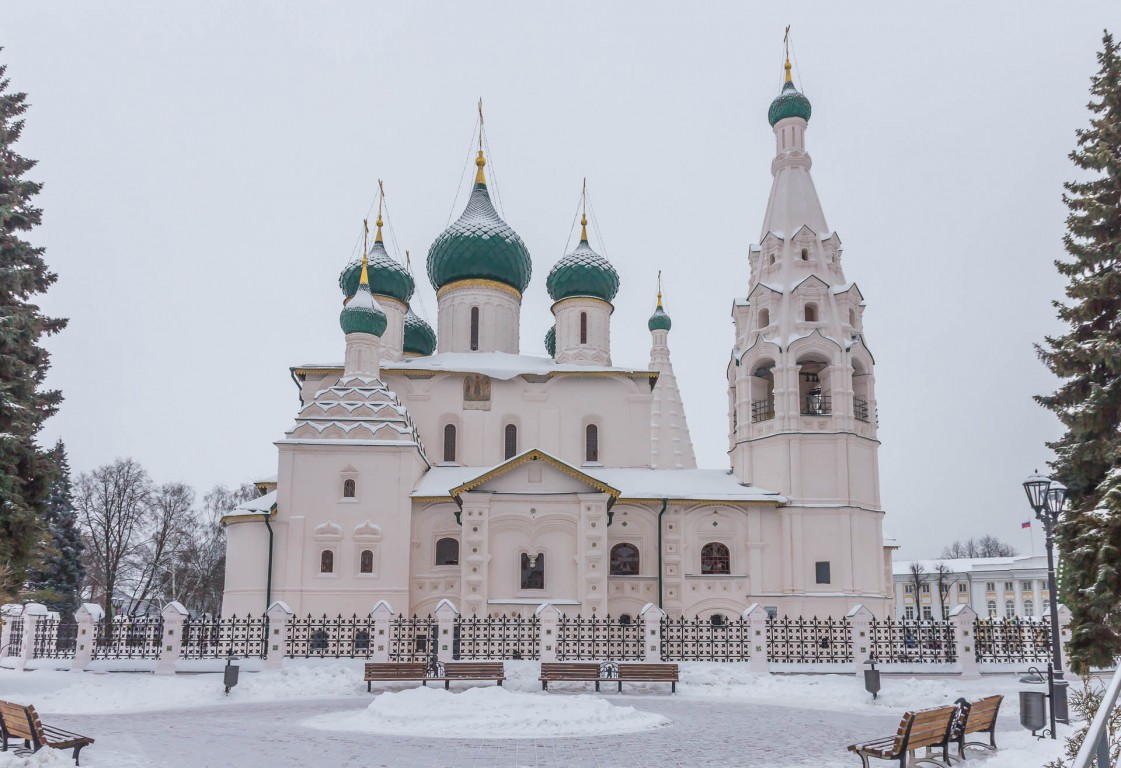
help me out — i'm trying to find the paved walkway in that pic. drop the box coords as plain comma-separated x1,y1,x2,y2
45,694,904,768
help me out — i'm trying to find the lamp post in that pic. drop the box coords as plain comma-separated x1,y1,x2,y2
1023,471,1070,732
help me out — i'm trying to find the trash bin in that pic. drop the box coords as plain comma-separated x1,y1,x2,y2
1020,690,1046,733
1052,679,1069,725
863,658,881,700
224,656,240,695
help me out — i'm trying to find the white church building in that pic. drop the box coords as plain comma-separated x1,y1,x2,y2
221,57,894,621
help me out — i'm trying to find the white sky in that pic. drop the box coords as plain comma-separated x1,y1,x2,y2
7,2,1119,558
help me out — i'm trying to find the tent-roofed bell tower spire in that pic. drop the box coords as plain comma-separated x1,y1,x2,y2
648,272,696,469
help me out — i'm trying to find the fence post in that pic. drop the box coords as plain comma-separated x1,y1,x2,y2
639,603,665,663
155,601,188,675
264,601,293,670
435,599,458,663
847,604,874,678
0,604,21,658
1057,604,1072,673
70,603,103,673
949,605,979,679
17,603,46,671
743,604,770,675
371,600,393,663
535,603,560,663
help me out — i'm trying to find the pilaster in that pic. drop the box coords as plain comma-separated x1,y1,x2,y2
460,497,490,617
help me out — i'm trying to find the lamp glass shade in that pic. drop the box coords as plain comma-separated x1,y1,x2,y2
1023,472,1052,513
1045,481,1069,515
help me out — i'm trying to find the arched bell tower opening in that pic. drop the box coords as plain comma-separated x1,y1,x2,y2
796,357,831,417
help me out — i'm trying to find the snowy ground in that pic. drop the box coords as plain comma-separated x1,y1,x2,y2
0,660,1083,767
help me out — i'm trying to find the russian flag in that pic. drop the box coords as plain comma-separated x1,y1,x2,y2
1022,521,1032,529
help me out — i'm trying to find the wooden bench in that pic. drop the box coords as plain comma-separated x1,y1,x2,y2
364,661,505,691
950,694,1003,760
0,700,94,765
847,705,957,768
539,662,678,693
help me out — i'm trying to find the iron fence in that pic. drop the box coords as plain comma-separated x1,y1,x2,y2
661,614,751,662
182,614,269,659
91,617,164,660
388,614,437,663
454,613,540,660
868,617,956,663
766,615,853,663
973,617,1052,664
32,617,78,659
4,618,24,657
854,396,870,422
751,399,775,423
556,614,643,661
285,614,376,659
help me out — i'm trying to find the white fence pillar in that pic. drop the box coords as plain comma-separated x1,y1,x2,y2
265,601,293,670
640,603,665,663
371,600,393,663
949,605,980,679
743,604,770,675
536,603,560,663
70,603,103,672
17,603,46,671
0,604,21,659
435,599,458,663
155,601,188,675
1057,604,1072,674
847,604,874,678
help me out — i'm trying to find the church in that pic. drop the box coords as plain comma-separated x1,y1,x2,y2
221,55,893,622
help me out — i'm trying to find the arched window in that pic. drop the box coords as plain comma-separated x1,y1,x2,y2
585,424,599,463
342,478,356,498
443,424,457,463
986,600,997,617
320,550,334,574
580,312,588,344
610,543,640,576
800,248,809,261
470,306,480,351
758,308,770,328
504,424,517,460
618,613,633,625
701,542,730,575
1024,599,1034,617
359,549,373,574
436,537,459,566
521,552,544,589
804,303,818,322
1004,600,1016,618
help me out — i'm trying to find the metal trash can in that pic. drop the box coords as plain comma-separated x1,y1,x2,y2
224,657,240,695
863,658,881,700
1020,690,1046,733
1052,679,1069,725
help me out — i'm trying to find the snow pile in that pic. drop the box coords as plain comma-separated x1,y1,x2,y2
0,750,77,767
304,685,669,738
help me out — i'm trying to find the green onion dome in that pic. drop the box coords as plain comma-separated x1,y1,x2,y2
648,300,672,332
426,151,532,294
403,307,436,357
339,222,414,304
768,66,812,127
546,219,620,303
339,258,387,337
545,324,556,358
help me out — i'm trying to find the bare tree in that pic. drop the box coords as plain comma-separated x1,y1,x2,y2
126,482,194,615
941,536,1017,559
934,562,952,620
76,459,152,621
172,484,257,616
909,562,926,618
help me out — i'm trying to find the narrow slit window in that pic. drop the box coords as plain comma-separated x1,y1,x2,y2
359,549,373,574
342,478,356,498
320,550,334,574
804,303,818,322
580,312,588,344
443,424,457,463
521,552,544,589
504,424,518,460
585,424,599,463
470,307,480,351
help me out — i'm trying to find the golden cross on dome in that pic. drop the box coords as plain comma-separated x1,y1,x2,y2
657,270,664,309
581,178,588,241
360,219,370,286
375,179,385,243
783,26,793,84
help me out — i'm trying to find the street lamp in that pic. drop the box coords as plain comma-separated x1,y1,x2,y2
1022,470,1070,733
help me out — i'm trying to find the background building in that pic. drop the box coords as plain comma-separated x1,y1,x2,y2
892,556,1052,619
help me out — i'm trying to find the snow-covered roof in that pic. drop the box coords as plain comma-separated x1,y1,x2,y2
412,463,784,504
232,489,277,515
295,352,656,383
892,555,1048,577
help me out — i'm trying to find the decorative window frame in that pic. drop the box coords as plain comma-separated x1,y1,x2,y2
313,521,342,578
582,420,602,466
517,547,548,593
339,467,359,503
434,534,460,567
352,521,382,578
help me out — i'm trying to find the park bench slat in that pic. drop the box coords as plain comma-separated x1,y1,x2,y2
847,705,956,768
539,662,677,693
0,700,94,765
363,661,505,691
950,695,1003,760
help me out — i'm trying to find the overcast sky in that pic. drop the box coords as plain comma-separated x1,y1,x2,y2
7,2,1119,558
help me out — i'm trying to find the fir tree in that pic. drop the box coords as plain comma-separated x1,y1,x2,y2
26,441,84,616
0,53,67,599
1035,31,1121,672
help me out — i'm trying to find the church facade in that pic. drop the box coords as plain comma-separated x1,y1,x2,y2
221,59,893,621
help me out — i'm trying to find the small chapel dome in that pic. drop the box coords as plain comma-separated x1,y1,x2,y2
339,227,414,304
648,305,672,332
403,307,436,356
426,150,532,294
546,215,620,303
545,324,556,358
767,61,812,127
340,255,387,337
